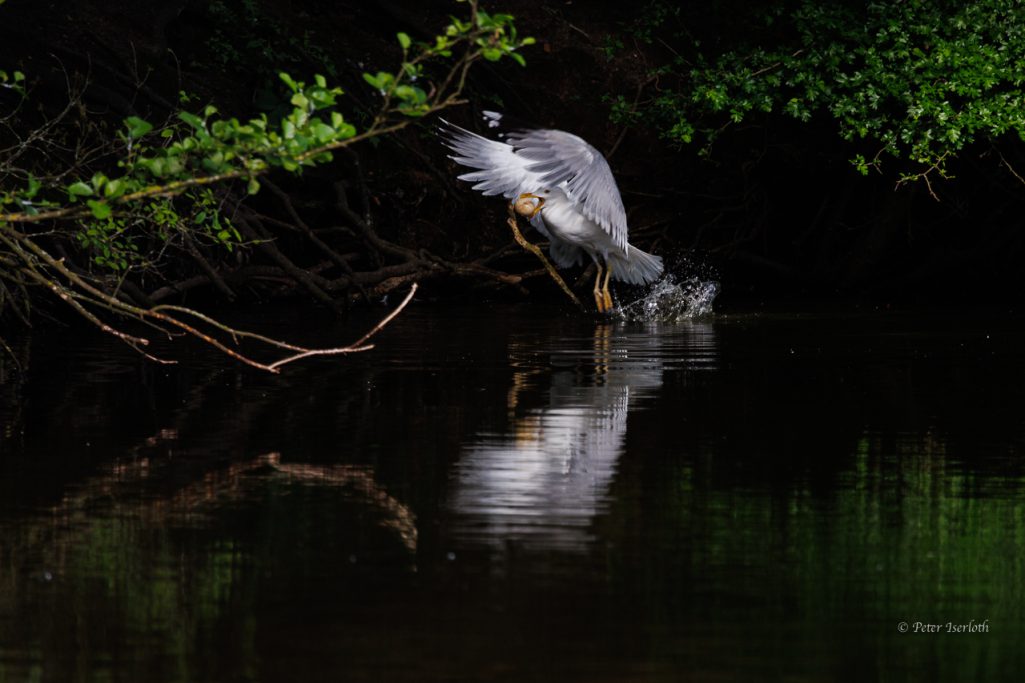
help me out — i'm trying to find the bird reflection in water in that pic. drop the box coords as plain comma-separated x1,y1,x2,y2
449,321,717,552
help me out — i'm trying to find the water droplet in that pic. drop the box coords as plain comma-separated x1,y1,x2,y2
616,274,719,322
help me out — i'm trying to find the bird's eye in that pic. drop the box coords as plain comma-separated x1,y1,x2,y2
544,190,550,194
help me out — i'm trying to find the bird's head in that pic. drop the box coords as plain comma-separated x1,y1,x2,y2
513,193,543,218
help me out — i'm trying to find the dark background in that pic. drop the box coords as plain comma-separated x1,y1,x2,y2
2,0,1023,306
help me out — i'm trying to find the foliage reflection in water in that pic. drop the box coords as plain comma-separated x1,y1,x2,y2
1,306,1025,681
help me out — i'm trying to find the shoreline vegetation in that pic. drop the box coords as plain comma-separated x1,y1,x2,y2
4,1,1025,370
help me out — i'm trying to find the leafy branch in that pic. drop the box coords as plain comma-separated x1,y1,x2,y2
614,0,1025,188
2,4,531,225
0,0,533,370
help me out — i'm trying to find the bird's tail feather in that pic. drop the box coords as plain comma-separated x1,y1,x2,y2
608,246,663,286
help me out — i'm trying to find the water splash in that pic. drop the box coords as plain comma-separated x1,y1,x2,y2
616,274,720,322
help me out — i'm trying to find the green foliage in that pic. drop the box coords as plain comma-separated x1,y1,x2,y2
621,0,1025,179
2,5,533,222
600,35,625,62
0,3,533,278
72,190,241,273
606,93,642,126
0,68,24,94
0,2,535,371
75,213,138,271
367,6,533,115
2,72,355,215
0,75,352,274
470,9,535,64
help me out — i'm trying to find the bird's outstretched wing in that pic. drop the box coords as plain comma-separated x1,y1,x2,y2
439,117,629,252
505,128,628,253
438,119,538,198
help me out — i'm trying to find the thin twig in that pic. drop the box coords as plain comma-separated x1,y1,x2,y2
149,303,312,352
268,282,417,370
346,282,418,348
998,149,1025,187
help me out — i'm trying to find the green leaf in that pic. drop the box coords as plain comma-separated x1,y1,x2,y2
210,120,231,138
124,116,153,138
178,111,205,130
104,179,125,198
201,152,226,172
362,73,382,90
307,121,332,143
397,32,412,50
247,178,261,195
279,72,299,92
68,182,93,197
148,158,167,177
307,88,337,108
363,71,393,92
25,175,41,199
86,199,112,219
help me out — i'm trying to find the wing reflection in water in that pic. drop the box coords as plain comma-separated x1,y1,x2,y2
449,321,717,552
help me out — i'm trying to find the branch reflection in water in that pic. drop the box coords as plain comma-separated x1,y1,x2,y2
448,320,718,552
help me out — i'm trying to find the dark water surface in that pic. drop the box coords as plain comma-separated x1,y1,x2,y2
2,304,1025,681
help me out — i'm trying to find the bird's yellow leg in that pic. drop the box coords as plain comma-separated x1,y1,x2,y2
602,262,614,312
593,262,606,313
514,192,545,219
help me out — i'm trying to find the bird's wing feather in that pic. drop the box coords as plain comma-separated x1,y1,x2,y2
438,119,540,198
506,129,628,252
